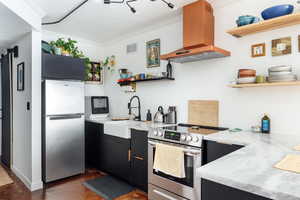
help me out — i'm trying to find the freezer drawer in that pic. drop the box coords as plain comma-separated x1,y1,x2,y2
45,80,84,115
43,115,85,182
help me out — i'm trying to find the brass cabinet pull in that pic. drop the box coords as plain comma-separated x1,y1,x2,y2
134,156,144,161
128,150,131,162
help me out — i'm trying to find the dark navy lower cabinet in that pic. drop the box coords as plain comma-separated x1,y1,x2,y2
130,129,148,192
201,179,272,200
202,140,244,165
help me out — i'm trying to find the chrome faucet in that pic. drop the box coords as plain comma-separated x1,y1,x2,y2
128,95,141,121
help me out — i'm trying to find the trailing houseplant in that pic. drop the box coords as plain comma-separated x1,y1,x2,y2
50,38,85,57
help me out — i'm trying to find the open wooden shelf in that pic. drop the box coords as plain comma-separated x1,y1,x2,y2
227,13,300,38
118,77,175,86
229,81,300,88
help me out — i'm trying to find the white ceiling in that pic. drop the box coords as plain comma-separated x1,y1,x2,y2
0,3,32,48
32,0,197,43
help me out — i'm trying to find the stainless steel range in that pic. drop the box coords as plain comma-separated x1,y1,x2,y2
148,123,228,200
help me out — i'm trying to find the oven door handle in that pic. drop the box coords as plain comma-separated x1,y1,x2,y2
148,141,201,155
153,189,178,200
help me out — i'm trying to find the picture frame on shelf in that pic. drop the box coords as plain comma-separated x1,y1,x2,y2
85,62,103,85
146,39,160,68
251,43,266,57
17,62,25,91
272,37,292,56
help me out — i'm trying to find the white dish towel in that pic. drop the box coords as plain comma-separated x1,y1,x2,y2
153,143,186,178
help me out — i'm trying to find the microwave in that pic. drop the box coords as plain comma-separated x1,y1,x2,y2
85,96,109,119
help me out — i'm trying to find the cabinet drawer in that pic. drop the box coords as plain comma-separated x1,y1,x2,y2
149,184,188,200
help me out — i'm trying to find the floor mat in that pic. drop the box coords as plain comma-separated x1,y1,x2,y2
83,175,134,200
0,165,13,187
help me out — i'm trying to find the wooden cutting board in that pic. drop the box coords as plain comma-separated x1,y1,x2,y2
188,100,219,126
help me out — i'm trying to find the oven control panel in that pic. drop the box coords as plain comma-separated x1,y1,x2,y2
149,128,202,147
164,131,181,141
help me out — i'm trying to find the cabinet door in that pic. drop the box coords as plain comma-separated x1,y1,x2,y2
202,179,272,200
100,134,131,182
85,122,103,168
202,140,243,165
130,129,148,192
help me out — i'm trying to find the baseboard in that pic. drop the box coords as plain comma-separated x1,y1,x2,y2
11,165,43,191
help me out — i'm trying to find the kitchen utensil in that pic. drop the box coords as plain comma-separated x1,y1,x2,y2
188,100,219,126
237,77,256,84
236,15,255,27
154,106,164,123
164,106,177,124
261,4,294,20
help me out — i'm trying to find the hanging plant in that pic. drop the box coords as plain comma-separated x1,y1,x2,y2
100,55,116,72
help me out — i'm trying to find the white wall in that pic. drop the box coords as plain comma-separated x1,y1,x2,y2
42,30,105,97
0,0,43,31
11,31,43,191
103,0,300,134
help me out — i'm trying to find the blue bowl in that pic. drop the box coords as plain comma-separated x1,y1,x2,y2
236,15,255,27
261,4,294,20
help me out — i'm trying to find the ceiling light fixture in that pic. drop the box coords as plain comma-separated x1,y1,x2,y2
42,0,174,25
104,0,174,13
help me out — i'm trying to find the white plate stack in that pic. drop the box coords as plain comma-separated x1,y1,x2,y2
268,66,297,82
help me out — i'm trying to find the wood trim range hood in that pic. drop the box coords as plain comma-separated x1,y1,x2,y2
161,0,230,63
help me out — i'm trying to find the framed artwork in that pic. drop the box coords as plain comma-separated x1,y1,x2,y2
85,62,104,84
17,62,24,91
146,39,160,68
272,37,292,56
251,43,265,57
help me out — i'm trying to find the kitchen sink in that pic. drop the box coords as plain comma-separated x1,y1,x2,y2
103,120,138,139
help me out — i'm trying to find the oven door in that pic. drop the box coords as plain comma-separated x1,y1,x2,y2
148,140,201,200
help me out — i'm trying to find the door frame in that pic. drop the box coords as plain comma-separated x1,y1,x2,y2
1,47,17,168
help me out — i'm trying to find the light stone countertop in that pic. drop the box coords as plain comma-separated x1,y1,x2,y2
85,118,172,132
197,131,300,200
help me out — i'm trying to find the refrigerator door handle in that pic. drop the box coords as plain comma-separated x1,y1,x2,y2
47,114,83,120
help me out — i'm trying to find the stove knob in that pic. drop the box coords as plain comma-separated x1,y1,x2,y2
192,136,199,142
153,130,158,136
186,136,192,142
181,135,186,141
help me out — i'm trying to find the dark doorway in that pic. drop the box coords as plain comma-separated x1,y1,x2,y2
1,53,12,168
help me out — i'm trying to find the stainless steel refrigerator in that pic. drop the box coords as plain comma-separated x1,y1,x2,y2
42,80,85,183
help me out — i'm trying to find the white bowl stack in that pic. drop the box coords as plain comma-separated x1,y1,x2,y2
268,66,297,82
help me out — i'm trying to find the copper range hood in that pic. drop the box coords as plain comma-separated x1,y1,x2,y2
161,0,230,63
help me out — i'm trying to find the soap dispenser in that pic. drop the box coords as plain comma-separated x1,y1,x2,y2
146,109,152,121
